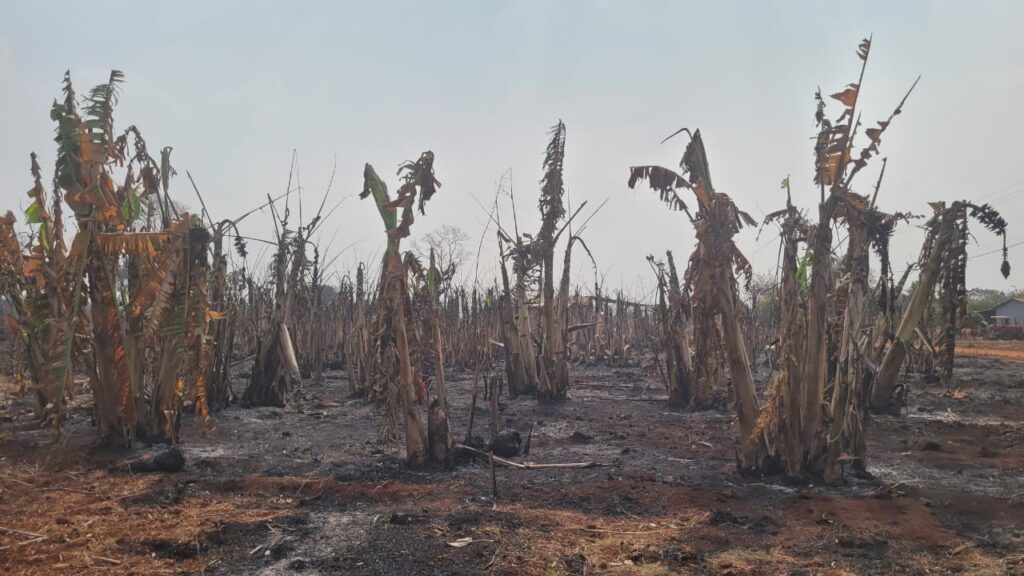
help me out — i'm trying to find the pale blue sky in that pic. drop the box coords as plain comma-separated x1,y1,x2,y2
2,1,1022,293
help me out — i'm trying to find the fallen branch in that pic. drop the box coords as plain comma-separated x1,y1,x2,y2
0,525,45,539
0,535,47,550
578,527,673,535
0,476,34,487
456,444,609,469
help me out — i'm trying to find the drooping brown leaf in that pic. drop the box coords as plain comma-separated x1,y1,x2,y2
736,208,757,228
124,221,189,338
857,37,872,61
396,151,440,215
628,166,690,213
96,231,174,256
830,83,860,108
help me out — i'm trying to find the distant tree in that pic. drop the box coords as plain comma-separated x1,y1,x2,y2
413,224,469,288
966,287,1023,314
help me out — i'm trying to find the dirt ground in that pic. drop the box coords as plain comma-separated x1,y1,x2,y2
955,340,1024,363
2,344,1023,575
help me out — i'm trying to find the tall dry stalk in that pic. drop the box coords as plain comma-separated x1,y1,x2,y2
535,121,570,401
629,128,761,463
360,152,443,467
871,201,1009,410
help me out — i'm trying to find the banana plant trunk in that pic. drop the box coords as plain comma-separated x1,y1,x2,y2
821,223,870,482
384,248,427,466
426,297,452,466
871,209,957,410
664,251,693,408
538,248,566,401
755,212,804,476
87,246,137,445
798,199,836,452
715,263,761,466
497,243,532,398
207,229,233,410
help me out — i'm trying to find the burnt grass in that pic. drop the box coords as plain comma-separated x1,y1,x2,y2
2,350,1024,575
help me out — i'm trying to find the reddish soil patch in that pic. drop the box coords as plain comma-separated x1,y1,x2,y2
957,339,1024,362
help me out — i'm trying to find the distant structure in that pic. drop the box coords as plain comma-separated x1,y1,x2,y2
987,297,1024,327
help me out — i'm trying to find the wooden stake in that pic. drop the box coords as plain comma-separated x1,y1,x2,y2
489,452,498,500
465,388,478,443
489,375,500,437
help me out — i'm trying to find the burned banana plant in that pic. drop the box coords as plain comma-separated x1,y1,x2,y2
534,121,571,402
241,191,304,408
360,152,443,467
497,227,540,398
629,38,930,482
407,248,456,466
204,219,241,410
871,201,1010,410
493,121,581,402
752,37,919,481
629,128,761,461
0,154,83,428
345,262,372,396
6,71,218,445
647,251,693,408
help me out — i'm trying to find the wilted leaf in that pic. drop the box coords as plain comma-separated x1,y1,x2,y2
857,37,871,61
628,166,690,213
831,84,859,108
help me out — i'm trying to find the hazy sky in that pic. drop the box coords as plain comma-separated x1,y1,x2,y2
2,1,1022,296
